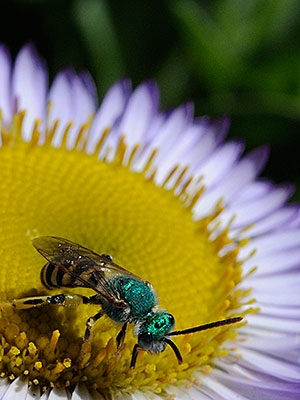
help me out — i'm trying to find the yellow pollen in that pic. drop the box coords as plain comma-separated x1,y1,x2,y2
0,112,254,396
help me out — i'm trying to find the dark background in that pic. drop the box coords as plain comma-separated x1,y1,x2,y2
2,0,300,200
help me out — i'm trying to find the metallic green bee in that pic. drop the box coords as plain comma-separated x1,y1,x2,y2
12,236,242,367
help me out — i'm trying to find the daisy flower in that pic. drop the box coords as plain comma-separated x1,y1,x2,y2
0,44,299,400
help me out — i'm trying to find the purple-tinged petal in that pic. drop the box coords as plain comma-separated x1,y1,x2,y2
48,71,73,147
115,81,159,147
194,146,269,218
238,332,300,365
230,180,273,205
151,104,193,152
132,113,167,172
243,247,300,276
79,71,98,108
284,209,300,229
253,290,300,307
188,117,230,172
12,44,48,141
142,118,208,187
203,375,252,400
220,184,295,229
87,80,131,154
232,206,300,239
67,71,97,148
212,367,300,400
257,303,300,319
250,270,300,290
196,140,245,188
238,229,300,260
0,45,13,127
238,347,300,381
241,333,300,353
141,104,193,183
244,313,300,334
48,69,96,148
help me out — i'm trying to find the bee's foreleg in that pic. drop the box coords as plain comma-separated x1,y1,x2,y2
77,310,104,369
84,310,104,340
116,322,127,350
130,344,141,368
11,294,90,310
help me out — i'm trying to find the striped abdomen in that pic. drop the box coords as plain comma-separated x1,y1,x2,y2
40,262,74,289
40,260,104,290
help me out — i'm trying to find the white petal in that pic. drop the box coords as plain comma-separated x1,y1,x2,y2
198,140,244,188
245,313,300,334
242,332,300,353
194,147,269,218
66,72,97,148
132,113,166,171
0,379,9,398
48,71,73,146
0,46,13,127
1,378,28,400
71,385,88,400
241,245,300,277
203,375,251,400
249,265,300,286
258,303,300,319
212,367,300,400
221,185,293,229
187,117,229,171
48,70,96,148
88,80,131,155
238,347,300,381
152,105,193,183
12,44,48,141
253,291,300,306
48,387,69,400
231,180,272,205
234,206,299,239
238,229,300,260
151,118,207,169
115,82,158,148
25,385,40,400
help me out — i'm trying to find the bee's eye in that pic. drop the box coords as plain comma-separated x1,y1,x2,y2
138,332,153,350
168,314,175,325
101,254,113,262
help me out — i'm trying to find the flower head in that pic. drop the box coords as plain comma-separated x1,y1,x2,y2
0,44,299,399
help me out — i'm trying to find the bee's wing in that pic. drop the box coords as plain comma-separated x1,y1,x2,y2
32,236,143,308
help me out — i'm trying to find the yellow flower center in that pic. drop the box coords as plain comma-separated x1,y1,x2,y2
0,113,253,397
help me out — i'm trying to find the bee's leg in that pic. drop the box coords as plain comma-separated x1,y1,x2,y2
130,344,141,369
77,310,104,369
10,294,90,310
116,322,127,350
84,310,104,340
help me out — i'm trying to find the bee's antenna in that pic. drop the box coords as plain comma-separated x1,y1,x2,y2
164,337,183,364
167,316,243,337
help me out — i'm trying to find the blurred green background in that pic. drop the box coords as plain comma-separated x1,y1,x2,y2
2,0,300,199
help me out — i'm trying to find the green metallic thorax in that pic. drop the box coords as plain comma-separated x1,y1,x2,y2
114,277,155,317
101,277,155,323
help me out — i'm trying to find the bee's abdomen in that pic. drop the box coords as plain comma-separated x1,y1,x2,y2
40,263,72,289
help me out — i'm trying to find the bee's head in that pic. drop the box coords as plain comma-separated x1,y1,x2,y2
137,310,175,353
